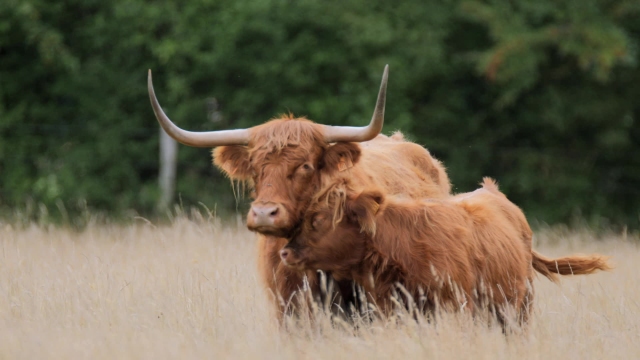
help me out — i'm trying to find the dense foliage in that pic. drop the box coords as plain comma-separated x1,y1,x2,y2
1,0,638,227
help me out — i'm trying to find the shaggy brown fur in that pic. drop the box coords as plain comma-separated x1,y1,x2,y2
212,117,451,318
282,177,611,325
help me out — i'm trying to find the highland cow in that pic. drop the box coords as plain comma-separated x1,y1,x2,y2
147,66,451,318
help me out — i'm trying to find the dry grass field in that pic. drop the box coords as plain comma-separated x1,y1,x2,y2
0,214,638,359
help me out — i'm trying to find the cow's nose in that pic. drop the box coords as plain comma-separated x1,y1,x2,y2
279,248,291,263
250,203,282,227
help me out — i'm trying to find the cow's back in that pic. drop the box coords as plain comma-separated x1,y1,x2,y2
330,133,450,198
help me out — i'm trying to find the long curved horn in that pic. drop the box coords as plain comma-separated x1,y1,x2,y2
148,70,250,147
323,65,388,143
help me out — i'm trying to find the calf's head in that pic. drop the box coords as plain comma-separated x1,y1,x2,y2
280,183,385,277
147,66,389,237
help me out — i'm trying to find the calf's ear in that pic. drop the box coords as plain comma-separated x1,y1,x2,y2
346,189,385,236
213,146,252,180
320,142,361,174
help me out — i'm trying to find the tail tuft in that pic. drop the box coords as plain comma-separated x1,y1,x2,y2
532,250,612,283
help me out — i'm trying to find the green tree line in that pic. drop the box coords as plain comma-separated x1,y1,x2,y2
1,0,639,227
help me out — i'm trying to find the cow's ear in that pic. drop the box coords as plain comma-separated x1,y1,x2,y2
347,189,384,236
213,146,252,180
320,142,361,174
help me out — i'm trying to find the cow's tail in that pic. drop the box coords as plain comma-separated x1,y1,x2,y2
532,250,612,283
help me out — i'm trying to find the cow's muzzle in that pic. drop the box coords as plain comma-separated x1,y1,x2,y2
246,202,290,235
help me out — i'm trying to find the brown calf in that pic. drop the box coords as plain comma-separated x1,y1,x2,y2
281,178,611,325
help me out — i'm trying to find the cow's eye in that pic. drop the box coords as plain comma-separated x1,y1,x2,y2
293,164,313,179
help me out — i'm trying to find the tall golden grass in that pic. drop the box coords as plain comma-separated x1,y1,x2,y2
0,215,637,359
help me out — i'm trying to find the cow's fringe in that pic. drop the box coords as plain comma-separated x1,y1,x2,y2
310,179,353,229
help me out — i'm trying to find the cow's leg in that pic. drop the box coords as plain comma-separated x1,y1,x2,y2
332,278,354,317
335,279,373,320
256,235,289,318
519,276,535,326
